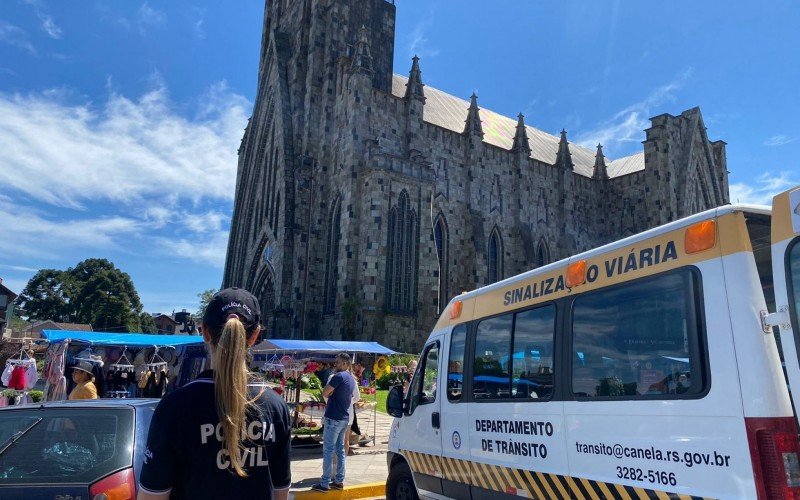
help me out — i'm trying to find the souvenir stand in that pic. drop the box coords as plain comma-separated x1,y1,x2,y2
0,339,39,406
40,330,207,402
250,339,396,446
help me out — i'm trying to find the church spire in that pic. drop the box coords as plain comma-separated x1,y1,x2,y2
592,143,609,180
464,92,484,138
351,25,373,74
555,129,574,170
511,113,531,155
404,55,425,100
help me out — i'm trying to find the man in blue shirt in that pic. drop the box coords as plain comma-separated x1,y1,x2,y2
312,352,356,492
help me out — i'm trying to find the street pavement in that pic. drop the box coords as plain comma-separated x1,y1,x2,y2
290,406,393,499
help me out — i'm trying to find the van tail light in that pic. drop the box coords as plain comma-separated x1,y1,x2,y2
90,467,135,500
746,417,800,499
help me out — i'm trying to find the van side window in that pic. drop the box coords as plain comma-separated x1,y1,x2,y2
571,270,704,399
473,314,513,399
512,305,556,399
420,344,439,405
447,325,466,402
408,342,439,413
787,240,800,333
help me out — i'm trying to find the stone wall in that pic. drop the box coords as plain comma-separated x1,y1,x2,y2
223,0,730,352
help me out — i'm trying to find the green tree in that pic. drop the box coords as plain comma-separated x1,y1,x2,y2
139,312,158,334
16,258,144,332
16,269,73,322
70,259,143,332
197,288,217,317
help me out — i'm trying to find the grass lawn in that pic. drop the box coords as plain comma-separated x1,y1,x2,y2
374,389,388,414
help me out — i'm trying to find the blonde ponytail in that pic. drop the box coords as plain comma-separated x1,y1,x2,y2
213,316,254,477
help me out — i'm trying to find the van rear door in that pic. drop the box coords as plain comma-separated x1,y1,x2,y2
771,187,800,426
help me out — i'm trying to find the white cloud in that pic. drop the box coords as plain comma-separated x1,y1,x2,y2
0,21,37,55
194,19,205,40
729,172,797,205
188,7,207,40
39,14,62,39
138,3,166,35
0,206,141,259
0,78,247,267
764,135,797,147
0,264,39,273
19,0,62,40
0,80,250,210
407,15,440,59
153,229,230,268
574,68,694,156
183,210,228,233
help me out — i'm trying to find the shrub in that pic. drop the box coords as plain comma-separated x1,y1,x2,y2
376,372,405,390
29,390,43,402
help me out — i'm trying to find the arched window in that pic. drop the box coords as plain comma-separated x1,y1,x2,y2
386,191,417,312
434,215,448,313
487,228,503,284
323,197,342,314
536,239,550,268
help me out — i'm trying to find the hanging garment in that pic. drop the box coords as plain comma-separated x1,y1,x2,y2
1,363,13,387
44,342,68,402
8,366,26,390
23,359,38,390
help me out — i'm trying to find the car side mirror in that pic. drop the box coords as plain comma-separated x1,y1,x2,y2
386,385,405,418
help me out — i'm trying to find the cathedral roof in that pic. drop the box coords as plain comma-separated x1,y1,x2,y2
392,75,645,178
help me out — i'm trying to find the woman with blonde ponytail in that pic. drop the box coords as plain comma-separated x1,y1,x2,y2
138,288,291,500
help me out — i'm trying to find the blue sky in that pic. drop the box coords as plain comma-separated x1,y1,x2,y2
0,0,798,314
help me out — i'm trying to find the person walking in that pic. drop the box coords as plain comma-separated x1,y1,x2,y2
137,288,292,500
312,352,356,492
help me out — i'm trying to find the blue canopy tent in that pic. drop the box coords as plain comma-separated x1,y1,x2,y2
251,339,397,445
251,339,396,355
41,330,205,347
40,330,207,398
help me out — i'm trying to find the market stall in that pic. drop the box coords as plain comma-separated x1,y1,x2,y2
250,339,397,447
40,330,207,402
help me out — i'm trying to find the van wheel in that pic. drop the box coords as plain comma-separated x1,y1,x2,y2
386,460,418,500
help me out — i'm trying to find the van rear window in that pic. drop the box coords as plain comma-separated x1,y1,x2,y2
571,270,705,399
0,407,134,485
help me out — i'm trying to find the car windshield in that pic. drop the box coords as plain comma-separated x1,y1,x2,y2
0,407,134,485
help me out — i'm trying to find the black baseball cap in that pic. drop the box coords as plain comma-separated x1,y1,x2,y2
203,287,261,331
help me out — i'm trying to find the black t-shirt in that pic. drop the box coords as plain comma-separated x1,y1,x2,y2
139,370,291,499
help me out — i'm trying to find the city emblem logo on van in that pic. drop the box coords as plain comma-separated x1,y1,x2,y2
452,431,462,450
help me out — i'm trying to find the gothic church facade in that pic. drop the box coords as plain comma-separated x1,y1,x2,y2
223,0,730,352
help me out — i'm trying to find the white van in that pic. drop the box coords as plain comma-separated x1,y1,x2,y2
386,187,800,500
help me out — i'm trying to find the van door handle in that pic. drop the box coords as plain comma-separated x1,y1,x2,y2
432,412,440,429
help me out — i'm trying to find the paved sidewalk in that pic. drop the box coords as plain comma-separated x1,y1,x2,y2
289,409,394,499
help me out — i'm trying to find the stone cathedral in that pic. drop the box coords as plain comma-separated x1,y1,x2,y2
223,0,730,352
